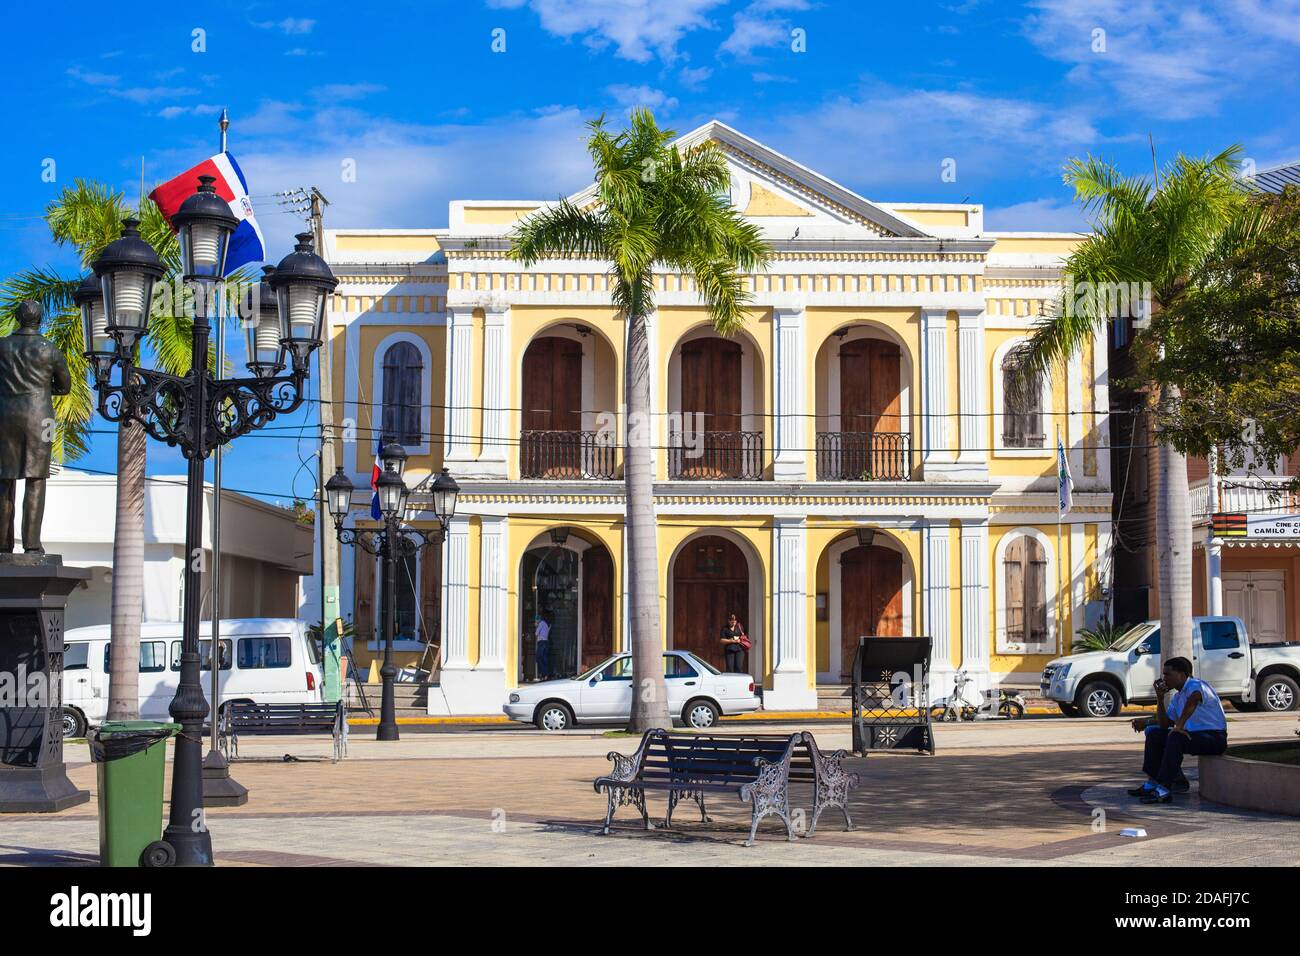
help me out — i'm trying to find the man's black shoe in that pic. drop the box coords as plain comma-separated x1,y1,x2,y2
1170,777,1191,794
1140,790,1172,805
1127,785,1154,797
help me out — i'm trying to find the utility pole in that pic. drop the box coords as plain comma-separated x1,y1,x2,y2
311,186,344,702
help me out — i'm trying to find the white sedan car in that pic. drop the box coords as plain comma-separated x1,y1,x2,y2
504,650,761,731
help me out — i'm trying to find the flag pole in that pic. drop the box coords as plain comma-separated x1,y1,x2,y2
203,108,247,806
1056,422,1064,656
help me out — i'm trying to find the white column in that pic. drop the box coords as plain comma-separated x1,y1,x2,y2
772,306,807,482
920,308,950,471
959,520,990,687
478,306,511,477
478,516,508,667
768,517,815,709
443,306,475,466
956,308,987,474
440,515,471,668
923,521,953,700
1207,538,1224,616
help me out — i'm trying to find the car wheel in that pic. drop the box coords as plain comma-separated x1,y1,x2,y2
1259,674,1299,712
1078,681,1122,718
1058,703,1081,717
534,702,574,731
60,708,86,740
683,699,720,729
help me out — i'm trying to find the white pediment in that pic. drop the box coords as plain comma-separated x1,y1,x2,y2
564,120,929,240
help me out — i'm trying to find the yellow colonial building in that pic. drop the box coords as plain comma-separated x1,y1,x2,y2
323,121,1113,715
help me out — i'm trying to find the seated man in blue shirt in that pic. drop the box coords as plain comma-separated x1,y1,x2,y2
1128,656,1228,804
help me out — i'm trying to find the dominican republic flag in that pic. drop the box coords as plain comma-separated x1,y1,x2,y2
1057,437,1074,517
370,445,383,520
148,152,265,275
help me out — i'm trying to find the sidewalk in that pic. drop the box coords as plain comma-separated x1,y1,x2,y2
4,714,1295,867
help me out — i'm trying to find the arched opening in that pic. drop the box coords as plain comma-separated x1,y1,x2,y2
818,531,914,681
814,324,911,480
668,329,765,480
519,330,618,479
669,533,762,676
518,530,616,682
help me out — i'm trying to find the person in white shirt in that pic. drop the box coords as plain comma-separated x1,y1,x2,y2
534,616,551,680
1128,656,1228,804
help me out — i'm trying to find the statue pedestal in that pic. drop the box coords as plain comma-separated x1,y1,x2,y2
0,554,91,812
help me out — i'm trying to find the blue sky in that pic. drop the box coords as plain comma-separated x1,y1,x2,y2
4,0,1298,504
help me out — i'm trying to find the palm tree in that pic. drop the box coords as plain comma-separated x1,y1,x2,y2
1015,146,1266,663
511,111,771,730
1,180,199,720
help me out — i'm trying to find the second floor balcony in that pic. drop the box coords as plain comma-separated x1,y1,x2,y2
520,429,617,479
668,430,765,480
815,431,910,481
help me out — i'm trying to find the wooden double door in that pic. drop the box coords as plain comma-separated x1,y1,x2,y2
672,535,750,672
519,544,615,681
521,336,584,478
839,544,904,678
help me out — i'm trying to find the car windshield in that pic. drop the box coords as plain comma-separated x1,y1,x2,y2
1110,623,1158,652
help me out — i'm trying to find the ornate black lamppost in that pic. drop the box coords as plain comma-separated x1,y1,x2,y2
324,450,458,741
85,177,337,866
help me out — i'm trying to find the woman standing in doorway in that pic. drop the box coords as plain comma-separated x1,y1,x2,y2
720,613,749,673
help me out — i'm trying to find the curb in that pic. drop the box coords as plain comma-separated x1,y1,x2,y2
346,704,1158,727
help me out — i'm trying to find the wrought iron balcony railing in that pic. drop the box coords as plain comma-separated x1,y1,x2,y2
520,429,617,479
816,431,911,481
668,431,765,481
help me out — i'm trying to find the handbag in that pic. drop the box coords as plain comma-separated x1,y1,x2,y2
737,627,752,651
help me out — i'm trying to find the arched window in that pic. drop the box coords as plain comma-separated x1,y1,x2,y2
381,341,423,445
1004,535,1048,648
1001,355,1045,448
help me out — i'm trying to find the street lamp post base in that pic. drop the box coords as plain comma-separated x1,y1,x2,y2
202,750,249,807
376,723,400,741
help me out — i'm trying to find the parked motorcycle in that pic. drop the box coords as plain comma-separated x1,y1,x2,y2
930,671,1027,721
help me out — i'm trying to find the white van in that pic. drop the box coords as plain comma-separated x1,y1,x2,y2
60,618,324,738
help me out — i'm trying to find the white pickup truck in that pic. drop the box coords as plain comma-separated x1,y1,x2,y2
1040,615,1300,718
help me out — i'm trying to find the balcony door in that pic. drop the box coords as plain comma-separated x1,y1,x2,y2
839,544,904,679
838,338,903,479
678,338,757,479
521,336,583,478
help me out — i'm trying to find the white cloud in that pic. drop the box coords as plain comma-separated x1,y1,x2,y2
157,104,223,120
66,66,119,86
984,198,1087,232
1025,0,1300,120
753,84,1100,192
254,17,316,35
314,83,387,102
486,0,724,62
720,0,811,57
679,65,713,89
218,103,594,254
606,84,679,112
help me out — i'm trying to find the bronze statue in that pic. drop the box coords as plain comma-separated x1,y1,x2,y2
0,301,71,554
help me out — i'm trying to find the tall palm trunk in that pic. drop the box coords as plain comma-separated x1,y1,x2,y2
107,418,145,720
625,311,670,730
1155,382,1194,663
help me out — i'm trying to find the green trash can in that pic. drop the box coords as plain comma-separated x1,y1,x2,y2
89,720,180,867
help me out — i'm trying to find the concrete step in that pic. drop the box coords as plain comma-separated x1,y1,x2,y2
345,682,430,716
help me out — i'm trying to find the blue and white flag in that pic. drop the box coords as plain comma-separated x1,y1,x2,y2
1057,437,1074,517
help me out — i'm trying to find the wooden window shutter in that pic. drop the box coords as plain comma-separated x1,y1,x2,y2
354,556,375,647
1004,537,1025,644
419,545,442,646
1027,537,1049,645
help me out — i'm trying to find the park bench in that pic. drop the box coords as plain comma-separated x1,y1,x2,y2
593,730,859,846
219,701,347,763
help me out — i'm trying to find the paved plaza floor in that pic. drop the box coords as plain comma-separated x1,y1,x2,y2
3,714,1298,866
